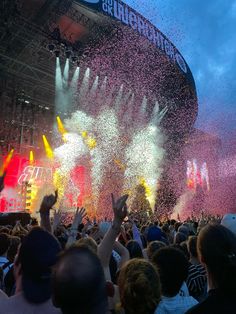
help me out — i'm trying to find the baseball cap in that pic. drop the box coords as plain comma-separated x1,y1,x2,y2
18,227,61,303
221,214,236,235
147,226,163,242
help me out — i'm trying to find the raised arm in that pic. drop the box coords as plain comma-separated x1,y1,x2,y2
39,190,58,233
132,220,143,250
113,240,130,270
0,172,6,193
98,193,128,280
66,207,87,247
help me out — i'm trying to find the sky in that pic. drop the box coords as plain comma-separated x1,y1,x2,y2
123,0,236,140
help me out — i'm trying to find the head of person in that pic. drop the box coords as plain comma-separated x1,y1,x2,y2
0,233,10,256
52,246,107,314
180,241,190,260
197,223,236,296
221,214,236,235
14,227,61,304
187,236,198,260
118,259,161,314
174,231,187,244
178,225,189,237
74,237,98,254
147,241,166,261
162,224,170,234
152,247,189,297
147,226,163,243
126,240,143,259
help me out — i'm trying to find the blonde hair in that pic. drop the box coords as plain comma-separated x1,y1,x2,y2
74,237,98,254
118,259,161,314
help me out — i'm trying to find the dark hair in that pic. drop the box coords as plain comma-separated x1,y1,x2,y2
0,233,10,255
162,224,170,233
174,222,182,232
152,247,189,297
174,232,187,244
16,227,61,304
147,241,166,261
187,236,198,258
180,242,190,260
198,224,236,296
118,259,161,314
126,240,143,259
52,246,107,314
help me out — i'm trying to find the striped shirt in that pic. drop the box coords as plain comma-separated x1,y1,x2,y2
0,257,11,276
186,263,207,301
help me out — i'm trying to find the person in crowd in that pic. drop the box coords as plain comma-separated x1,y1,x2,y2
146,240,166,261
152,247,198,314
52,246,108,314
186,224,236,314
74,236,98,254
4,236,21,296
126,240,143,259
118,259,161,314
186,236,207,301
174,231,187,244
0,227,61,314
221,213,236,234
147,225,165,243
0,233,11,281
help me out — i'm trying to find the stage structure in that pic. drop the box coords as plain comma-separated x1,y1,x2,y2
0,0,198,214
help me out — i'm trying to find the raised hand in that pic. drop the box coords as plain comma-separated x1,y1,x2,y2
40,190,58,214
111,193,129,223
71,207,87,230
0,172,6,193
53,209,62,232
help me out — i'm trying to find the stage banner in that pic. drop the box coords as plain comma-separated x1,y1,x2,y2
76,0,190,77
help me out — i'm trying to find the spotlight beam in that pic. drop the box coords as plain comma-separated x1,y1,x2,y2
42,135,54,160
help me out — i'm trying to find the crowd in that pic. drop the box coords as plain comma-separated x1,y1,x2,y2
0,173,236,313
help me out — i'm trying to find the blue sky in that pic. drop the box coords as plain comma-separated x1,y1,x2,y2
123,0,236,139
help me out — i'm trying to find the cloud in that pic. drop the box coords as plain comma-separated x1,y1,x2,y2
124,0,236,138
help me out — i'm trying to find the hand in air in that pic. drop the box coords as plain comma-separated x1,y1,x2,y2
0,172,6,193
40,190,58,214
111,193,129,223
71,207,87,230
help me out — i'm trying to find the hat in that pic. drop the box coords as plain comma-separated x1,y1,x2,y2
178,225,189,236
221,214,236,235
147,226,163,242
19,227,61,303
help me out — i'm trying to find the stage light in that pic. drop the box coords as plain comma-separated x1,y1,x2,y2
63,58,69,86
0,149,14,175
29,151,34,165
56,116,67,137
86,137,97,149
81,131,88,138
42,135,54,159
65,48,72,59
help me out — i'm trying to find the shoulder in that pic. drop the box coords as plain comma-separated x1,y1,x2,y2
185,302,206,314
0,293,60,314
0,289,8,300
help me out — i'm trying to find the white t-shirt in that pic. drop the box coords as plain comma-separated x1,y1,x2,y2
155,294,198,314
